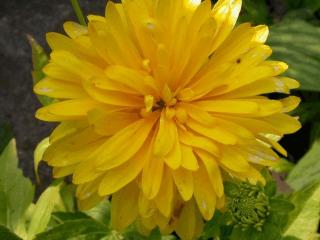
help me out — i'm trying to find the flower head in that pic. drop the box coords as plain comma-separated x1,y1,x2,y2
226,182,270,231
34,0,301,239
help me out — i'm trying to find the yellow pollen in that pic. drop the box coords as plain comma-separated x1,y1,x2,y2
144,95,154,112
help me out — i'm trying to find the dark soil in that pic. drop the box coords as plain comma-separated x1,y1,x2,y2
0,0,106,183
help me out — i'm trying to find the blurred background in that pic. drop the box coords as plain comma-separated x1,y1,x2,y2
0,0,319,186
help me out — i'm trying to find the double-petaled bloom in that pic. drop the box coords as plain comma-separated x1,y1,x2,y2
34,0,301,239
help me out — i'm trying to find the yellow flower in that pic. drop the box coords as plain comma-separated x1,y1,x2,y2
34,0,301,239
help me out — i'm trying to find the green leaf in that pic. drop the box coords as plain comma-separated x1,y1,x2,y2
148,228,161,240
270,198,295,215
59,184,76,212
0,225,22,240
260,223,281,240
0,140,34,232
52,212,90,224
33,137,50,183
35,219,109,240
84,200,111,226
271,159,295,175
264,179,277,197
281,236,301,240
239,0,271,25
285,0,320,12
229,227,253,240
284,183,320,239
267,20,320,91
201,210,232,239
27,35,54,106
286,140,320,190
0,122,13,154
27,184,62,240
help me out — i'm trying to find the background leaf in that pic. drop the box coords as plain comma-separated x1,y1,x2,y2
286,140,320,190
27,184,62,240
267,20,320,91
0,225,22,240
284,183,320,240
0,123,13,154
0,140,34,233
239,0,271,24
35,219,109,240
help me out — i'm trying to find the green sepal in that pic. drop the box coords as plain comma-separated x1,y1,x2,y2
201,210,232,239
223,182,239,198
264,180,277,197
27,35,54,106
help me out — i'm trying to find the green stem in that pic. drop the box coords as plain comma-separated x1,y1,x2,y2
70,0,86,26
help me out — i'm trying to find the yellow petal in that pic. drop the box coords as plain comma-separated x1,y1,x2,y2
194,100,259,114
35,99,101,122
34,77,87,99
172,167,194,201
142,157,164,199
88,108,139,136
155,167,174,217
50,120,88,143
105,65,156,95
111,181,139,230
193,162,217,220
280,96,301,113
220,115,283,136
82,78,143,107
178,128,220,157
187,120,237,145
43,63,81,83
154,112,176,157
96,116,157,170
211,0,242,51
196,150,224,198
175,200,203,240
164,137,182,169
219,146,250,172
52,164,76,178
262,113,301,134
73,160,102,185
180,144,199,171
98,140,150,196
45,138,104,167
63,21,88,39
77,193,105,211
76,176,102,200
181,103,215,126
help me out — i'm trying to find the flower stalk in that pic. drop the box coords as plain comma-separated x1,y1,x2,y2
70,0,86,26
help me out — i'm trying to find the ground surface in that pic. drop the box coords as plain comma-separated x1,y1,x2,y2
0,0,106,183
